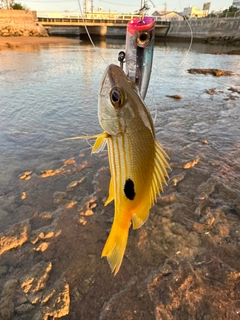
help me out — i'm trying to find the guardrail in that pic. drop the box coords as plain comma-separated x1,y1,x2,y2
37,12,171,23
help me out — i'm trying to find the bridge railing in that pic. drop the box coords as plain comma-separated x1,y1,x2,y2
37,12,171,23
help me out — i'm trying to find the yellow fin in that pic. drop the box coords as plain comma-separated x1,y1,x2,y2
102,221,129,276
63,132,109,153
149,141,171,206
92,132,109,153
132,202,150,229
132,140,171,230
104,177,114,206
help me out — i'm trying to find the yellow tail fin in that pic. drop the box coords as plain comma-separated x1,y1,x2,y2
101,222,129,276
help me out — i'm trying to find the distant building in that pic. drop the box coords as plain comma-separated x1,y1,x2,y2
232,0,240,8
152,10,184,21
183,6,208,18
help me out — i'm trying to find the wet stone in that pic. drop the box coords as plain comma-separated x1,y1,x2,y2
0,208,8,220
0,265,8,276
41,279,70,319
20,261,52,294
53,191,68,205
0,219,31,255
0,279,18,320
15,303,35,315
216,223,229,237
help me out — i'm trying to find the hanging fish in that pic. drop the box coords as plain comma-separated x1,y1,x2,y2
125,16,155,100
65,64,170,275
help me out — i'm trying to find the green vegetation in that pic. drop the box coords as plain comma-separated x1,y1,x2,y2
11,2,28,9
207,5,240,18
221,5,240,17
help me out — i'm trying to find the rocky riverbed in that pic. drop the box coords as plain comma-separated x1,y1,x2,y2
0,132,240,319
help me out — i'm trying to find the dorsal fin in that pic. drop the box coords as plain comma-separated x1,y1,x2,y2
132,140,171,230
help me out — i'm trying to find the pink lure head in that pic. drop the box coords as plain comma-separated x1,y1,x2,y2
127,17,155,35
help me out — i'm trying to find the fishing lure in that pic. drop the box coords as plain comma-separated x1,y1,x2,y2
124,16,155,100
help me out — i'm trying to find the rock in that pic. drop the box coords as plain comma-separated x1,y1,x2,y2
41,278,70,318
7,25,15,33
15,303,35,315
20,261,52,294
166,94,182,99
0,279,18,320
0,219,31,255
32,311,44,320
0,265,8,276
183,157,199,169
188,68,234,76
53,192,68,205
0,208,8,220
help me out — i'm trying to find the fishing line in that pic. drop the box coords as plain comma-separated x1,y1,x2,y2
178,0,193,67
76,0,108,65
179,18,193,67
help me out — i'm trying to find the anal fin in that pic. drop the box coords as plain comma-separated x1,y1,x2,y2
104,177,114,206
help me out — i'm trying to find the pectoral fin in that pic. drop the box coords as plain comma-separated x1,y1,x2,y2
92,132,108,153
63,132,109,153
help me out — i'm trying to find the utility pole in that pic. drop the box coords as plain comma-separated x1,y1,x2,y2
83,0,89,14
163,2,167,12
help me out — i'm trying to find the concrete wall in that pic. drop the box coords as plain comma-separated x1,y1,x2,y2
167,18,240,45
0,10,48,36
47,27,80,36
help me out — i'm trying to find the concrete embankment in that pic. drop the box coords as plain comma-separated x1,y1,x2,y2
166,18,240,45
0,10,47,37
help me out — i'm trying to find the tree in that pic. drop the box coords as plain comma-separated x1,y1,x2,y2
11,2,27,9
221,5,239,17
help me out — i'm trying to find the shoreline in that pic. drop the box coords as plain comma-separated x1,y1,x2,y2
0,36,81,50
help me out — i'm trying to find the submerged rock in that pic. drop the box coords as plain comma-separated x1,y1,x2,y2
0,279,18,320
188,68,234,76
0,220,31,255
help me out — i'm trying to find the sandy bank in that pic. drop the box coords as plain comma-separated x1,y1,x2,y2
0,36,81,50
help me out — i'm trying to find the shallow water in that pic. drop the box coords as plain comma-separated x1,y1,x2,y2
0,38,240,319
0,40,239,189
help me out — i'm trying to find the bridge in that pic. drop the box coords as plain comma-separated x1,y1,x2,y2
37,12,171,37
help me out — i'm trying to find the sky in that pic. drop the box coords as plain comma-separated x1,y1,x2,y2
21,0,234,14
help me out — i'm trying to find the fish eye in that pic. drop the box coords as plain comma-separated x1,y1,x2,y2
137,32,150,46
110,87,124,108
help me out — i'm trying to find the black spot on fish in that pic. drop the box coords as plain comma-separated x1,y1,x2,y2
124,179,136,200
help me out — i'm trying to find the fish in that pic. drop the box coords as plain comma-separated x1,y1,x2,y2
125,16,155,100
65,63,170,275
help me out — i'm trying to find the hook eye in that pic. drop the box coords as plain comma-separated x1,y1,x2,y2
137,32,151,46
110,87,124,109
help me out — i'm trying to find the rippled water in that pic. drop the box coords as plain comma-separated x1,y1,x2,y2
0,38,239,209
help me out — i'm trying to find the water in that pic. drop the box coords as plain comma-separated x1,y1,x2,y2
0,40,239,190
0,39,240,319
